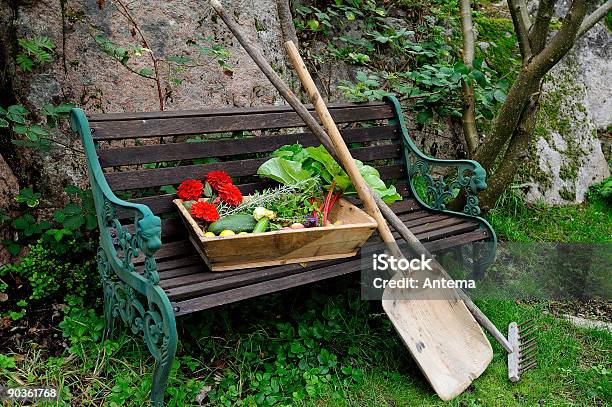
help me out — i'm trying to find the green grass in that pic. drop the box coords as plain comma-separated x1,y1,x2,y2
486,192,612,242
2,191,610,406
1,286,610,406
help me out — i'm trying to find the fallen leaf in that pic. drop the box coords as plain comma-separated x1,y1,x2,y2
0,292,8,302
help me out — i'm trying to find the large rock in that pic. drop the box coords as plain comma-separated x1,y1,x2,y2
576,24,612,130
524,9,611,204
0,154,20,266
3,0,291,201
526,51,610,204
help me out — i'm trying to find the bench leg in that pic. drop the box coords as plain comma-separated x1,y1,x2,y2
471,242,484,280
144,300,178,407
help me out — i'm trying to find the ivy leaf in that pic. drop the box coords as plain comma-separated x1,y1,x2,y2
85,214,98,230
481,108,494,120
12,215,33,230
493,89,507,102
471,70,487,87
25,130,39,141
203,182,213,197
160,185,177,195
64,185,82,195
46,228,73,242
8,105,27,115
0,118,8,128
13,124,27,134
7,112,25,124
167,55,191,65
3,240,21,256
307,19,320,31
63,214,84,230
53,103,75,114
28,125,48,136
454,62,470,75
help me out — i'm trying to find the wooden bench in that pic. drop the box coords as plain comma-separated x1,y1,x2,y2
70,96,496,406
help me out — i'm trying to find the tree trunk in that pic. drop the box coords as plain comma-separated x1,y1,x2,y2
276,0,298,46
459,0,479,154
473,0,589,208
479,94,541,209
473,68,540,173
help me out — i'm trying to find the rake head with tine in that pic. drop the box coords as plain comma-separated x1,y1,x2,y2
508,320,537,381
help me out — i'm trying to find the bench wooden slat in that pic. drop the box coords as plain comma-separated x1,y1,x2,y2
90,105,394,140
97,126,398,167
155,256,201,272
162,258,341,294
158,226,489,300
158,216,480,296
424,229,489,252
171,224,489,316
105,144,401,191
172,258,363,315
157,211,441,286
416,221,480,241
161,213,457,298
88,101,388,122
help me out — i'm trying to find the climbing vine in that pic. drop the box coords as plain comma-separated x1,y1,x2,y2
89,0,233,110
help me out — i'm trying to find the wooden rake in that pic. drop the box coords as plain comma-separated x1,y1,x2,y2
209,0,536,395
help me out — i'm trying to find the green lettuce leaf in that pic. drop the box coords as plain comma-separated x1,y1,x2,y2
258,144,403,203
256,157,312,185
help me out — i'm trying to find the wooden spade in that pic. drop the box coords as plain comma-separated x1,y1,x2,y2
283,41,493,400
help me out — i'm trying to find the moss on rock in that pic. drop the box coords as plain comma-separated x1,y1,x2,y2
474,17,520,78
525,52,609,204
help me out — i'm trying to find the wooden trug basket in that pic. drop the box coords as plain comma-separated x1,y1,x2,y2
174,198,377,271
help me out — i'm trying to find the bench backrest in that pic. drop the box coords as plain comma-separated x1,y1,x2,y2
87,101,407,220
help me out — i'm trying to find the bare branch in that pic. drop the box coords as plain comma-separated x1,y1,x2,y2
508,0,532,61
517,0,533,32
530,0,590,78
113,0,165,110
459,0,478,153
529,0,556,55
276,0,298,46
578,0,612,37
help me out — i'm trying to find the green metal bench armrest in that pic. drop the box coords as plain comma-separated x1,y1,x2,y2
385,96,497,271
384,96,488,217
71,109,177,406
70,108,163,287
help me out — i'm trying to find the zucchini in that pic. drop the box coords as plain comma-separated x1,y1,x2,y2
253,218,269,233
208,214,257,234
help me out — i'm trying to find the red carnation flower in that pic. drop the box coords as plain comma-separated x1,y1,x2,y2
218,183,243,206
177,179,204,201
205,171,233,190
190,201,219,222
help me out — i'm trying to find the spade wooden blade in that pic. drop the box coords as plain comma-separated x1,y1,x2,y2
382,275,493,400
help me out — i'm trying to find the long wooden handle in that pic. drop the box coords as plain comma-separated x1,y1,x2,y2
284,41,396,244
